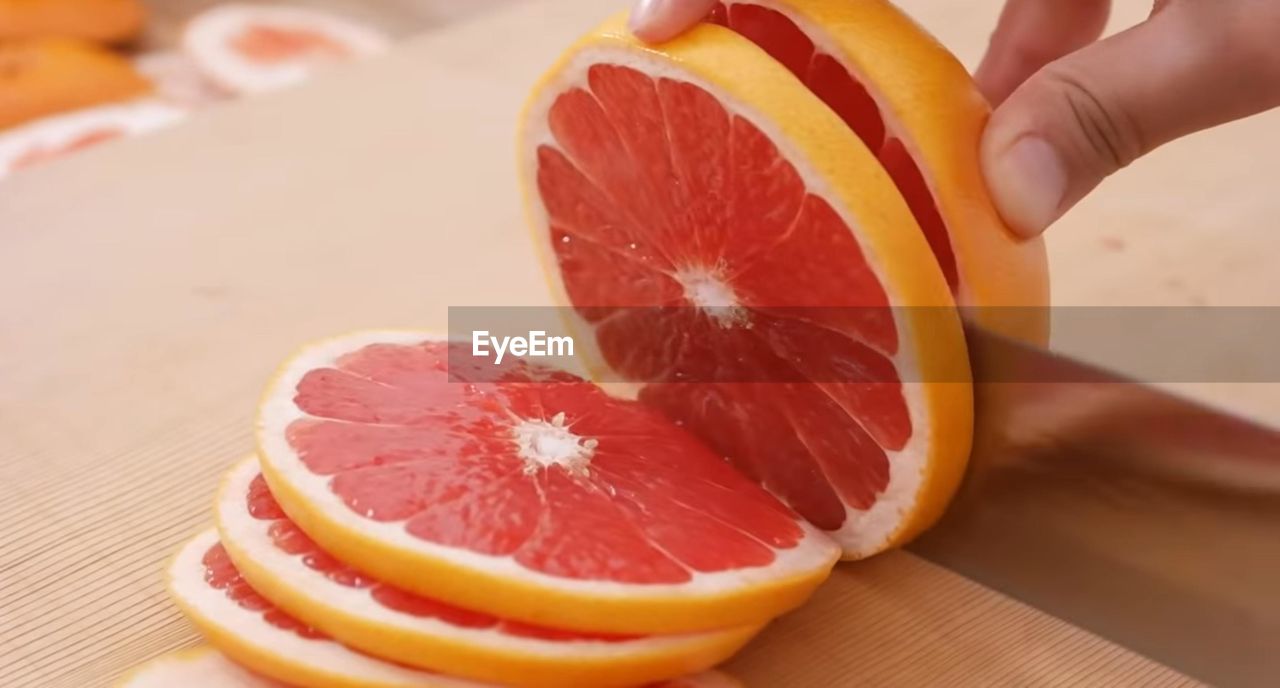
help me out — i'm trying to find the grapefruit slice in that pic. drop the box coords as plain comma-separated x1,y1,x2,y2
518,15,972,557
116,646,285,687
135,51,231,108
215,454,759,687
702,0,1050,341
0,0,146,45
256,331,840,634
168,528,488,687
0,100,183,177
0,37,152,130
182,4,389,95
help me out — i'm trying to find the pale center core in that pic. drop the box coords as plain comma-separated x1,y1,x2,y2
513,411,596,476
677,267,748,327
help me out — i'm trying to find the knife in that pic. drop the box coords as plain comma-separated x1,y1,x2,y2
909,323,1280,688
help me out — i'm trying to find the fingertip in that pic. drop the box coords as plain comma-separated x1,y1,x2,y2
982,128,1067,239
628,0,717,43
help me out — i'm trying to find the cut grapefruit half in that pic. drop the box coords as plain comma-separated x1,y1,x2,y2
168,528,488,687
702,0,1049,342
182,4,389,95
216,454,759,687
256,331,840,634
518,14,972,557
0,37,152,130
0,99,183,177
115,646,285,687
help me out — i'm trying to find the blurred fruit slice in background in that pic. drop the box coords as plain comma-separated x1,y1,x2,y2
182,4,389,95
134,50,231,107
0,37,152,130
0,99,183,177
0,0,146,44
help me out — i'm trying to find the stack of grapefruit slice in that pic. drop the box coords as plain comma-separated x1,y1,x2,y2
124,0,1048,685
142,334,831,687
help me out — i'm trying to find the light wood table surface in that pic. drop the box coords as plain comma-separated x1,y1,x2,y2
2,0,1275,685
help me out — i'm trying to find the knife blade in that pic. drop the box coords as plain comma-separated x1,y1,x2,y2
909,324,1280,688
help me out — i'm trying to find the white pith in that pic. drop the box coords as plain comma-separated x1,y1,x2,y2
215,456,748,663
0,100,186,178
256,330,839,603
133,51,231,108
169,529,484,687
676,266,749,328
518,45,937,557
514,412,597,476
117,646,279,688
182,4,389,95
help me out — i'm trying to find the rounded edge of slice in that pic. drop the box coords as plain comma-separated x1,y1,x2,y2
216,454,760,688
742,0,1050,342
180,3,389,95
166,528,477,688
255,329,840,633
516,13,974,558
114,646,279,687
0,99,185,177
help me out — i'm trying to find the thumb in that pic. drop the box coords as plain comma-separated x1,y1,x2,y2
982,1,1280,238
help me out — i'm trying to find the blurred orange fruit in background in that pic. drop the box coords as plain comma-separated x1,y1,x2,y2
0,37,152,130
0,0,147,44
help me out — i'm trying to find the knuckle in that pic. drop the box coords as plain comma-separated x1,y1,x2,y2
1040,65,1145,172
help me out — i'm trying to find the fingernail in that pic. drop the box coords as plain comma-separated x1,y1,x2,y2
628,0,664,38
985,136,1068,238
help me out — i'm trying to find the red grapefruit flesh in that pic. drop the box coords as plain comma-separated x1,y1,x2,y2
231,25,351,64
707,0,1050,338
707,0,956,288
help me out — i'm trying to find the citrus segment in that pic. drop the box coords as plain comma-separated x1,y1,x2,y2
182,4,389,95
216,455,759,687
0,100,183,177
0,38,152,130
519,16,972,557
706,0,1050,340
115,646,285,687
256,331,839,633
168,529,490,687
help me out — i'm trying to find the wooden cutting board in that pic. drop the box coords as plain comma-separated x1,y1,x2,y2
2,0,1274,685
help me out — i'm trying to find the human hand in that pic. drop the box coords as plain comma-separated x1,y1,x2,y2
628,0,1280,238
